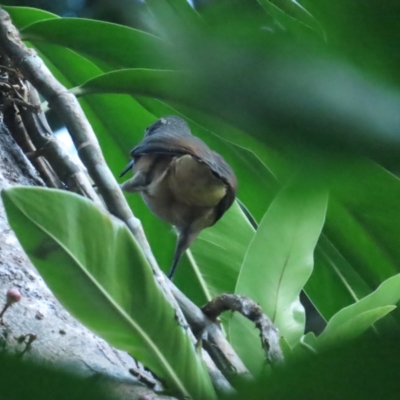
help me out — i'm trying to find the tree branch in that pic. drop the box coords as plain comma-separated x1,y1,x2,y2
202,294,284,365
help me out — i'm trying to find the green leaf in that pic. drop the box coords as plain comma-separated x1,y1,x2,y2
317,274,400,348
321,306,395,348
300,332,318,352
306,233,372,320
74,68,180,98
4,6,58,29
291,332,318,360
184,202,255,302
21,18,169,69
1,187,215,399
305,161,400,331
229,177,327,374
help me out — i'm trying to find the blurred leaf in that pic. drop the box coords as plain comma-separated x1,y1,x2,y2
229,177,327,374
145,0,203,32
73,61,400,167
299,0,400,86
1,187,215,399
228,334,400,400
317,274,400,349
0,352,112,400
257,0,326,39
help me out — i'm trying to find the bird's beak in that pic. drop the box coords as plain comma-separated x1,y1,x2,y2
119,159,134,178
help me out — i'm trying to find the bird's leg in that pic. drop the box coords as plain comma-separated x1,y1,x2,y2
168,229,199,279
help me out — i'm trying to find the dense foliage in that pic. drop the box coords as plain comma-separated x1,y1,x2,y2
3,1,400,398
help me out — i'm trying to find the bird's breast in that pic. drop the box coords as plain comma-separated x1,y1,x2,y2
168,155,227,207
140,154,225,231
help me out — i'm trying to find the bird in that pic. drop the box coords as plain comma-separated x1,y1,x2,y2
119,116,237,279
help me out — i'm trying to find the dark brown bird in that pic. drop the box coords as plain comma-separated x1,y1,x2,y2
120,116,237,279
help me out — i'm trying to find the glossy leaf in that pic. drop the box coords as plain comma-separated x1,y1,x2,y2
1,187,215,399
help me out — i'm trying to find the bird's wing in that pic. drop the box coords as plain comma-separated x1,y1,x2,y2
132,132,236,181
212,152,237,223
130,130,204,158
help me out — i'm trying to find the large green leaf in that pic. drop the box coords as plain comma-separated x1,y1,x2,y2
1,187,215,399
20,18,169,69
317,274,400,348
73,64,400,166
229,178,328,374
304,159,400,333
